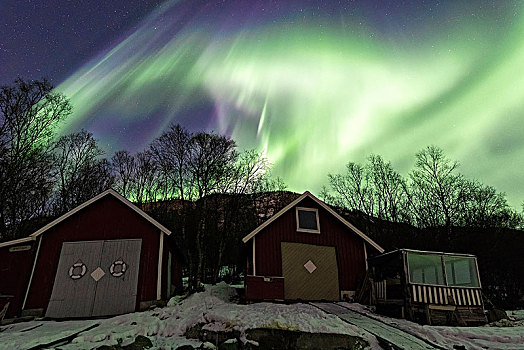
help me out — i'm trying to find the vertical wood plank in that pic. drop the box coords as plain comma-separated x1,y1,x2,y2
91,239,142,317
46,241,103,318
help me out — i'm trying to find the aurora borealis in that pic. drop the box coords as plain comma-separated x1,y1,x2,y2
3,1,524,207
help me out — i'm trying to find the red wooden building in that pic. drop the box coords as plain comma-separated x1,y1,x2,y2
0,189,182,319
0,237,38,319
243,191,384,301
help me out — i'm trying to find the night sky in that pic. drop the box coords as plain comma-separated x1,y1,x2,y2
1,0,523,207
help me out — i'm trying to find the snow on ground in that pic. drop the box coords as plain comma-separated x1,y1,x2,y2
340,302,524,350
507,309,524,322
0,283,371,349
1,283,522,349
0,320,98,349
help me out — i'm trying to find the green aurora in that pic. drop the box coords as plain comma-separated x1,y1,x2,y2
56,1,524,207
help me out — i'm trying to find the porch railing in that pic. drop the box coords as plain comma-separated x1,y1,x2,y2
410,283,482,306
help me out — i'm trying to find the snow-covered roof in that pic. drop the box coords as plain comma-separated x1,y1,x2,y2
29,189,171,237
242,191,384,253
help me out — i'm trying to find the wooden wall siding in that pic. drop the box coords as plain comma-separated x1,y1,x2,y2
25,195,161,313
254,197,366,291
0,243,37,318
411,284,483,306
245,276,284,300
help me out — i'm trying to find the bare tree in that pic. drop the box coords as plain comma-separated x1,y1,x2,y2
367,155,410,223
111,150,136,198
326,155,410,223
457,180,522,228
52,130,113,213
408,145,464,229
187,131,237,199
144,126,286,288
327,162,375,216
132,150,158,206
0,78,71,240
210,149,274,283
187,131,237,289
150,124,192,201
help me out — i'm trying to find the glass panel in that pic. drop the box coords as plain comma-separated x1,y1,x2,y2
407,253,445,285
444,256,479,287
297,209,318,230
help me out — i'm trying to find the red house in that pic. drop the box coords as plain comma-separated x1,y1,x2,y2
1,189,183,319
243,191,384,301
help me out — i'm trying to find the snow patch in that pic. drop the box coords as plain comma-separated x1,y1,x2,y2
340,302,524,350
1,283,521,350
0,283,365,349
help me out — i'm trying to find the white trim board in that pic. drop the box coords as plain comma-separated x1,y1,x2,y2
252,237,256,276
295,207,320,234
0,236,35,248
157,231,164,300
30,189,171,238
22,236,42,310
242,191,384,253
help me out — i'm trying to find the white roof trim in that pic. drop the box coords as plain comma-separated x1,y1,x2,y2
30,189,171,238
242,191,384,253
0,236,36,248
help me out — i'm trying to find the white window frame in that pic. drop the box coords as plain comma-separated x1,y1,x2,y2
295,207,320,234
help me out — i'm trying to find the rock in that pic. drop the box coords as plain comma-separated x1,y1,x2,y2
245,328,368,350
185,322,368,349
200,342,216,349
123,335,153,349
96,335,153,350
219,338,239,350
185,323,240,345
487,309,509,323
176,345,197,350
489,318,514,327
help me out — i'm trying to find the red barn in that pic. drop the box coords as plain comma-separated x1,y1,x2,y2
2,189,183,319
243,191,384,301
0,237,38,319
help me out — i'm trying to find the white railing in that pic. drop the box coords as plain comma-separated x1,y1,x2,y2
411,284,482,306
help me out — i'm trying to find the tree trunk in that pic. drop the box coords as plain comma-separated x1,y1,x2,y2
193,203,206,291
213,239,226,284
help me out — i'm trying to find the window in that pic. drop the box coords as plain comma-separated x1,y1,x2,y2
296,207,320,233
407,252,480,287
407,252,445,285
444,256,479,287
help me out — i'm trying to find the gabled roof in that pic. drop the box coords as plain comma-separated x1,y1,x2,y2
242,191,384,253
30,189,171,238
0,236,36,248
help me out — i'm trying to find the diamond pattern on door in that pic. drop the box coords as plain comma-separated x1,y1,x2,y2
281,242,339,301
46,239,142,318
304,260,317,274
90,267,105,282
